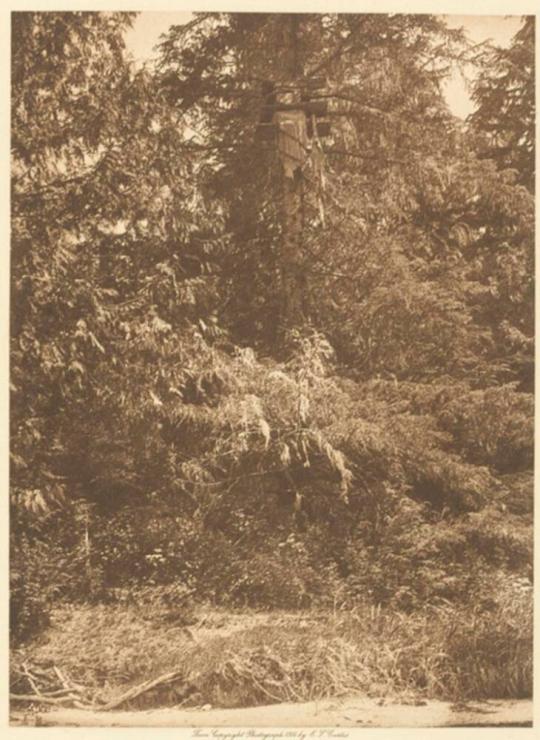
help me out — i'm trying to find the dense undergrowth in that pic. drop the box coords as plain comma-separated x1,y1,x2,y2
10,11,534,709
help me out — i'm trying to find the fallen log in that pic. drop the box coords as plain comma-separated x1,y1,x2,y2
98,669,188,711
10,692,85,706
21,662,44,697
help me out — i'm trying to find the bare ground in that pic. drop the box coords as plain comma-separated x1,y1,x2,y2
11,697,533,728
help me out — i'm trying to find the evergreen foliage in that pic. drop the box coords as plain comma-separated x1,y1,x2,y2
469,16,535,193
10,10,534,670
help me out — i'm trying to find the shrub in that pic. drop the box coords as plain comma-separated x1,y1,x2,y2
438,386,533,472
10,535,51,644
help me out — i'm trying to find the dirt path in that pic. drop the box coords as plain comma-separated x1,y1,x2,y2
11,697,533,727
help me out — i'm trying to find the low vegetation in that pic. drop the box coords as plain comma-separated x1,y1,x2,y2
12,575,532,711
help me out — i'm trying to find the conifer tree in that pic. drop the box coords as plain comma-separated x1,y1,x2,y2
469,16,535,193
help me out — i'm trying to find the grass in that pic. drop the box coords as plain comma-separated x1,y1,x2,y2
12,577,532,710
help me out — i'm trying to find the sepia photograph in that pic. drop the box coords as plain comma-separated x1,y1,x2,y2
8,3,535,730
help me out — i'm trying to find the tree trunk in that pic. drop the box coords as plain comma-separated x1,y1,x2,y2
276,15,308,344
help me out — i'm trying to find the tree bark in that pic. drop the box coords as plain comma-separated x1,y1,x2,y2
276,15,308,344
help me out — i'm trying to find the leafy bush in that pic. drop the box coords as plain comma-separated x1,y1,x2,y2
438,386,533,471
10,536,51,644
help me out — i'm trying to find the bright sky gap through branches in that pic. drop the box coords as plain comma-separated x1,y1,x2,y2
124,12,523,119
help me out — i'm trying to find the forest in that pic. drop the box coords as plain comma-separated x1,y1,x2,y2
10,11,534,720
